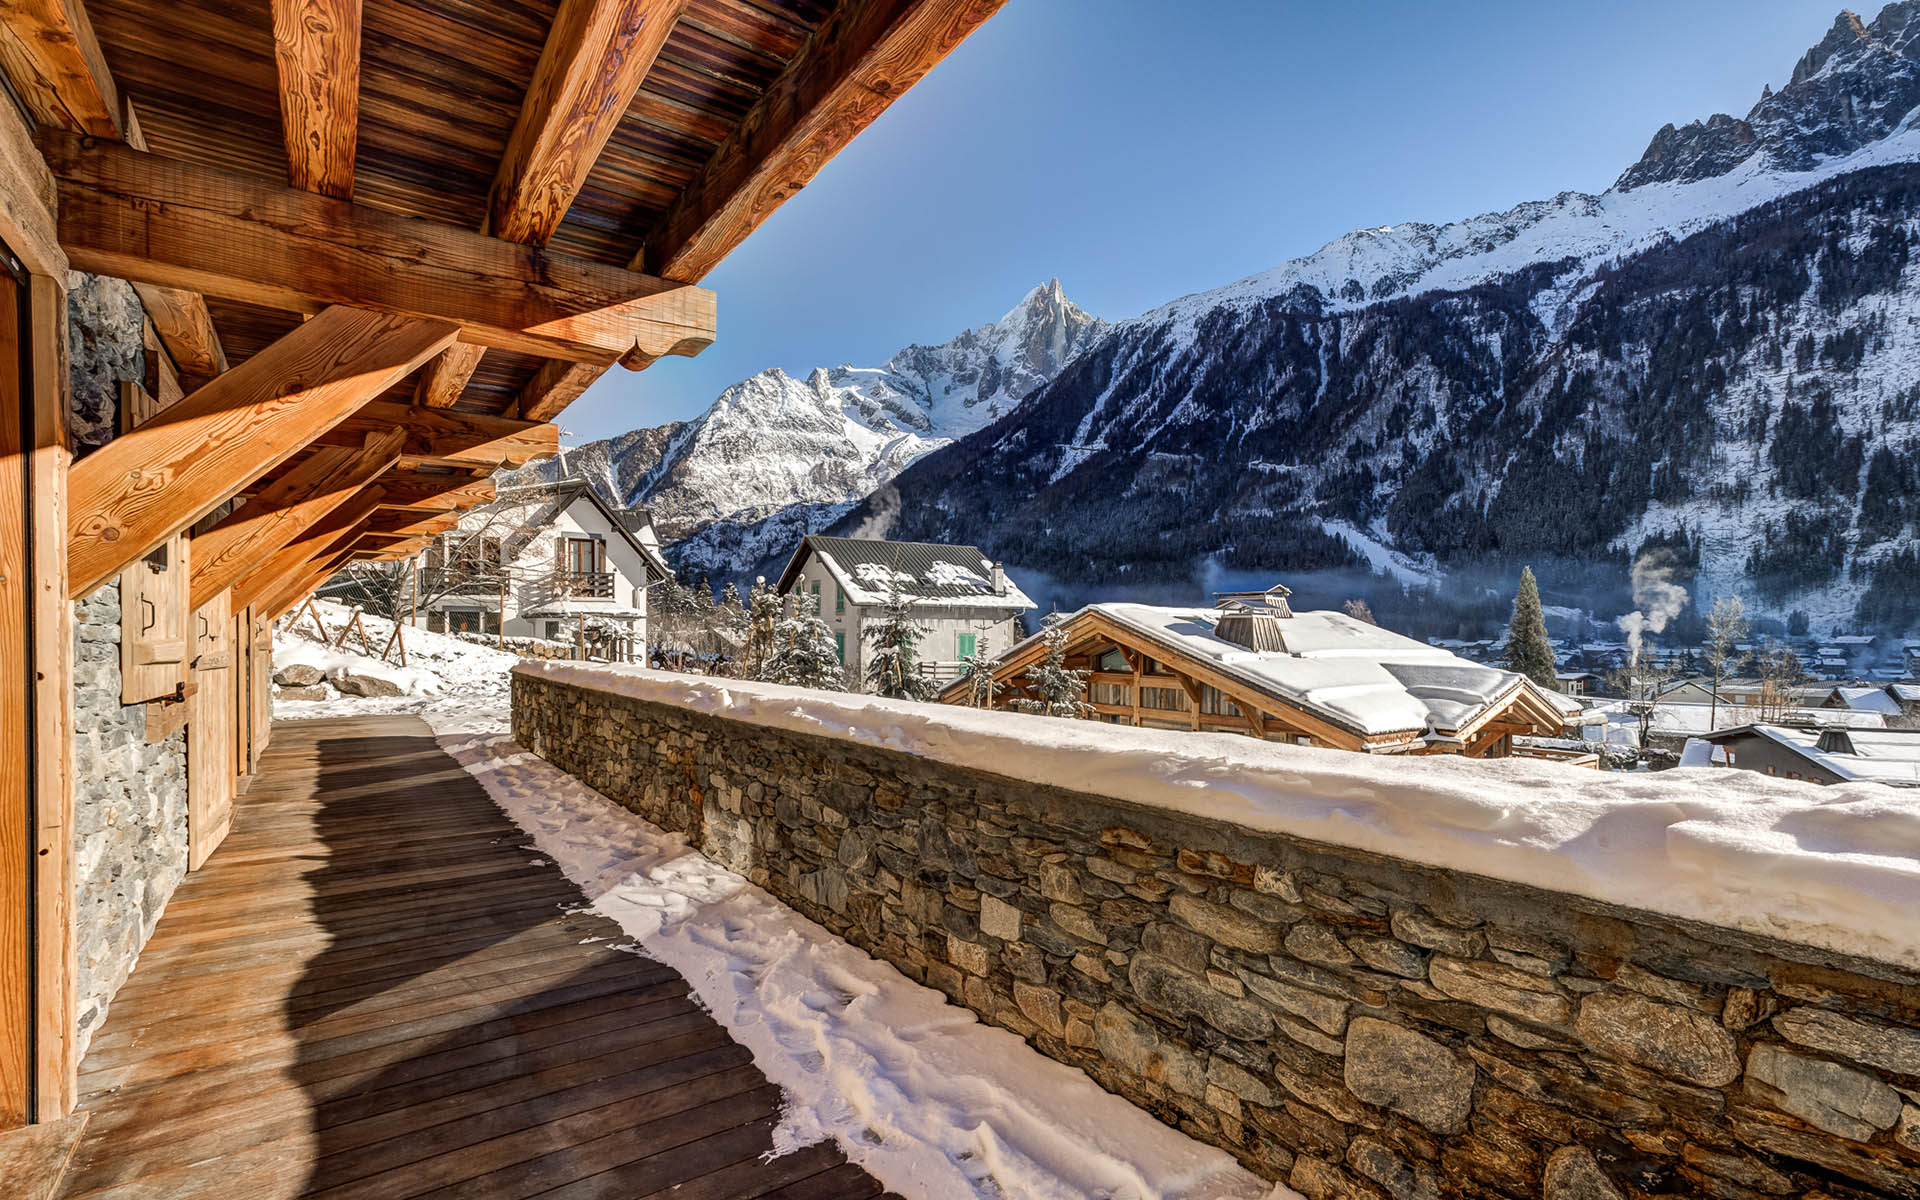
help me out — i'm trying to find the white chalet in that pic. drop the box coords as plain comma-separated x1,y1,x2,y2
408,481,670,652
775,536,1034,681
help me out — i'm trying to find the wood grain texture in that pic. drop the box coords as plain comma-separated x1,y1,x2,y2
185,589,234,871
272,0,361,199
43,132,716,365
315,401,557,470
487,0,687,245
28,273,75,1120
0,0,122,137
365,473,495,512
229,488,384,615
0,253,27,1128
638,0,1008,282
0,1110,88,1198
189,428,403,610
51,716,881,1200
516,357,605,422
129,283,227,377
414,342,486,409
66,306,456,600
0,75,65,277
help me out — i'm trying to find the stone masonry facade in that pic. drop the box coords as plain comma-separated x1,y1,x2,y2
67,271,189,1058
514,670,1920,1198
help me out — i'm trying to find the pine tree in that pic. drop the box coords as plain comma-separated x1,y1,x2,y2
864,579,936,700
1013,624,1091,718
763,605,845,691
744,578,781,677
1504,566,1557,688
956,636,1000,708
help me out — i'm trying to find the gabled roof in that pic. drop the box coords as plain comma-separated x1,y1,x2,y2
776,536,1033,610
1698,724,1920,786
972,603,1576,742
488,480,670,585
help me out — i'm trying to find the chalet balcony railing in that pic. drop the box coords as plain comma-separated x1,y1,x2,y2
552,569,615,599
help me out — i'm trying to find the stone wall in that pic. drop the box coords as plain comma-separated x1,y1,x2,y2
514,669,1920,1199
66,271,189,1057
70,585,187,1055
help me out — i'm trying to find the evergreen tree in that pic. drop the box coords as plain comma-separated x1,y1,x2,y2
763,604,845,691
1012,624,1091,718
1504,566,1557,688
744,578,781,677
956,636,1000,708
864,579,936,700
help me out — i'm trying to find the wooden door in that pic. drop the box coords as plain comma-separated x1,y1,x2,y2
187,590,236,870
0,241,29,1125
249,610,272,769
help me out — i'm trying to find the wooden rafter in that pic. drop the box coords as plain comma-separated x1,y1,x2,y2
0,0,229,376
364,473,495,512
637,0,1008,283
188,428,404,610
489,0,688,246
414,341,487,409
271,0,363,200
314,401,558,470
41,132,716,366
67,306,456,599
232,490,384,614
517,358,603,422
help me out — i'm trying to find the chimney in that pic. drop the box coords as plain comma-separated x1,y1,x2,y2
1215,602,1288,653
990,561,1007,593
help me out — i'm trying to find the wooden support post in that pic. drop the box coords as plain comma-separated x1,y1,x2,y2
66,306,457,599
292,596,328,643
380,622,406,667
497,575,506,650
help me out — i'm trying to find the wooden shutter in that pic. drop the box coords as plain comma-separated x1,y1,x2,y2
120,533,189,703
186,589,235,870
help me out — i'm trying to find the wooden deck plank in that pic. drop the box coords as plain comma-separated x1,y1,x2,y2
57,714,881,1199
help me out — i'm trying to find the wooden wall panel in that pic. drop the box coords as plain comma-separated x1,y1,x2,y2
186,590,235,871
0,233,29,1130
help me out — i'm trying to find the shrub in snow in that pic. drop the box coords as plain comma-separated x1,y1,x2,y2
865,580,937,701
1012,624,1090,718
763,608,846,691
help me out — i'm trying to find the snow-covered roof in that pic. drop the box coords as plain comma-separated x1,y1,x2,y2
1707,725,1920,787
777,535,1034,610
1836,686,1903,715
1042,603,1576,739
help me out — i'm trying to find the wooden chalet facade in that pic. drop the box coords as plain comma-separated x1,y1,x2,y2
0,0,1005,1137
945,595,1579,758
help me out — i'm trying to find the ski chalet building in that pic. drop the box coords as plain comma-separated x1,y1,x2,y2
946,585,1583,758
776,535,1034,681
404,480,669,654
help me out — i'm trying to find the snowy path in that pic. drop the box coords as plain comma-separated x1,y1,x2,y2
274,608,1287,1200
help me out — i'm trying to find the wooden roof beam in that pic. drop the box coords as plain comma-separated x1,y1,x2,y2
67,306,455,599
0,2,229,375
315,400,558,469
233,492,384,614
636,0,1008,283
366,473,496,512
42,132,716,367
517,359,602,422
489,0,688,245
415,341,486,409
272,0,361,200
188,428,404,610
363,510,459,539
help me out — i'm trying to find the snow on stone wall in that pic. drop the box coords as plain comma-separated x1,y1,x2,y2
513,664,1920,1197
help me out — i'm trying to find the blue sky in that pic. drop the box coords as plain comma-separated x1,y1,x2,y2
565,0,1846,441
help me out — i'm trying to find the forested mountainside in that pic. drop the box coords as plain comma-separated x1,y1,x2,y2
834,3,1920,638
510,281,1105,582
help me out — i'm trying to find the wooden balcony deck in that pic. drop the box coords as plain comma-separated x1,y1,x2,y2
55,715,889,1200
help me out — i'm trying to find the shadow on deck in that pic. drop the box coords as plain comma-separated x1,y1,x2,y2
56,714,887,1200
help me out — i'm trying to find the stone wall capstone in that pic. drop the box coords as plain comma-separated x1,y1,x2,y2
513,670,1920,1199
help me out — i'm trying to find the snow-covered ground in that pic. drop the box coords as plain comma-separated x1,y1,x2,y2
273,605,1286,1200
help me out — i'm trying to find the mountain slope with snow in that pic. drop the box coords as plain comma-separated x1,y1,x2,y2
514,281,1105,582
840,2,1920,639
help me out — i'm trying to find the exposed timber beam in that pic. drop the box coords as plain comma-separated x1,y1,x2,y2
272,0,362,199
415,341,486,408
67,306,457,599
260,543,358,621
188,428,404,610
363,509,458,539
42,132,716,366
232,490,384,614
0,1,229,373
488,0,687,245
314,400,557,469
636,0,1007,283
517,358,603,422
366,473,495,511
0,0,121,138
